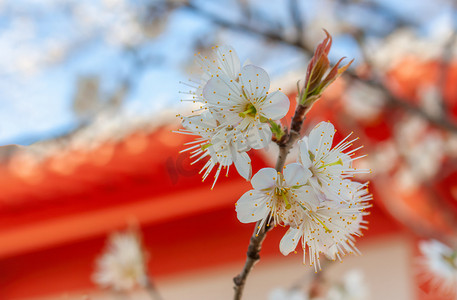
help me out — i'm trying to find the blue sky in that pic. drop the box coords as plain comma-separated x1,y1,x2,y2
0,0,452,145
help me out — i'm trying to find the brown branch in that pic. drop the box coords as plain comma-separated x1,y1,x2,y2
289,0,305,46
308,259,331,298
286,259,332,296
232,219,272,300
182,1,457,134
344,72,457,134
145,277,163,300
437,4,457,115
183,1,313,53
232,101,311,299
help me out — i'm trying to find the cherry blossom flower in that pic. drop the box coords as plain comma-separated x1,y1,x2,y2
298,121,369,202
178,46,290,188
235,163,316,230
203,64,290,149
180,45,241,109
279,181,370,271
177,112,252,188
235,121,371,270
418,239,457,297
92,230,148,291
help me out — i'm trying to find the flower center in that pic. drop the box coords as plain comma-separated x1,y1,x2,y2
201,143,212,150
275,187,291,209
318,158,343,169
239,103,257,118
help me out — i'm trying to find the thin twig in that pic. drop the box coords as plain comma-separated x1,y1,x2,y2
345,72,457,134
289,0,305,46
232,219,272,300
308,259,331,298
232,102,311,299
145,277,163,300
183,2,313,52
236,0,251,20
287,259,332,293
437,2,457,115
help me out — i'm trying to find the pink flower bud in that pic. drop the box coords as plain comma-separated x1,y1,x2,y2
299,30,353,106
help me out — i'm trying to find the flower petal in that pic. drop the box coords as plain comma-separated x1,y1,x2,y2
234,151,252,180
283,163,312,187
182,113,217,137
280,227,302,255
236,190,270,223
251,167,277,190
197,46,241,86
215,46,241,79
239,64,270,101
245,123,272,149
260,91,290,120
293,185,320,210
308,121,335,158
298,138,313,169
203,74,244,110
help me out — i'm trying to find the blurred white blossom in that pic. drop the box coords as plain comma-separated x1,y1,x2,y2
343,83,385,122
394,116,445,185
93,229,148,291
370,29,445,72
418,239,457,297
269,288,308,300
326,270,368,300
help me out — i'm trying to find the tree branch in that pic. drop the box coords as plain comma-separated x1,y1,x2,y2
289,0,305,46
232,101,311,299
232,219,272,300
183,1,313,52
345,73,457,134
182,1,457,134
145,277,163,300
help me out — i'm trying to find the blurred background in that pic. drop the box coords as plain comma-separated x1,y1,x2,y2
0,0,456,299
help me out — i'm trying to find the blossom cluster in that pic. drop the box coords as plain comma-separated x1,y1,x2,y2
177,44,370,271
236,121,371,270
177,46,290,188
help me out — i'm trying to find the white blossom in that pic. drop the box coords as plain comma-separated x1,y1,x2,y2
92,230,148,291
178,112,251,188
178,46,290,188
180,45,241,108
203,64,290,149
236,163,316,230
298,121,369,202
418,239,457,297
326,270,368,300
269,288,308,300
279,181,371,271
236,120,371,270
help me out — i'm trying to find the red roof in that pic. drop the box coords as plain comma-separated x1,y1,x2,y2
0,117,399,299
